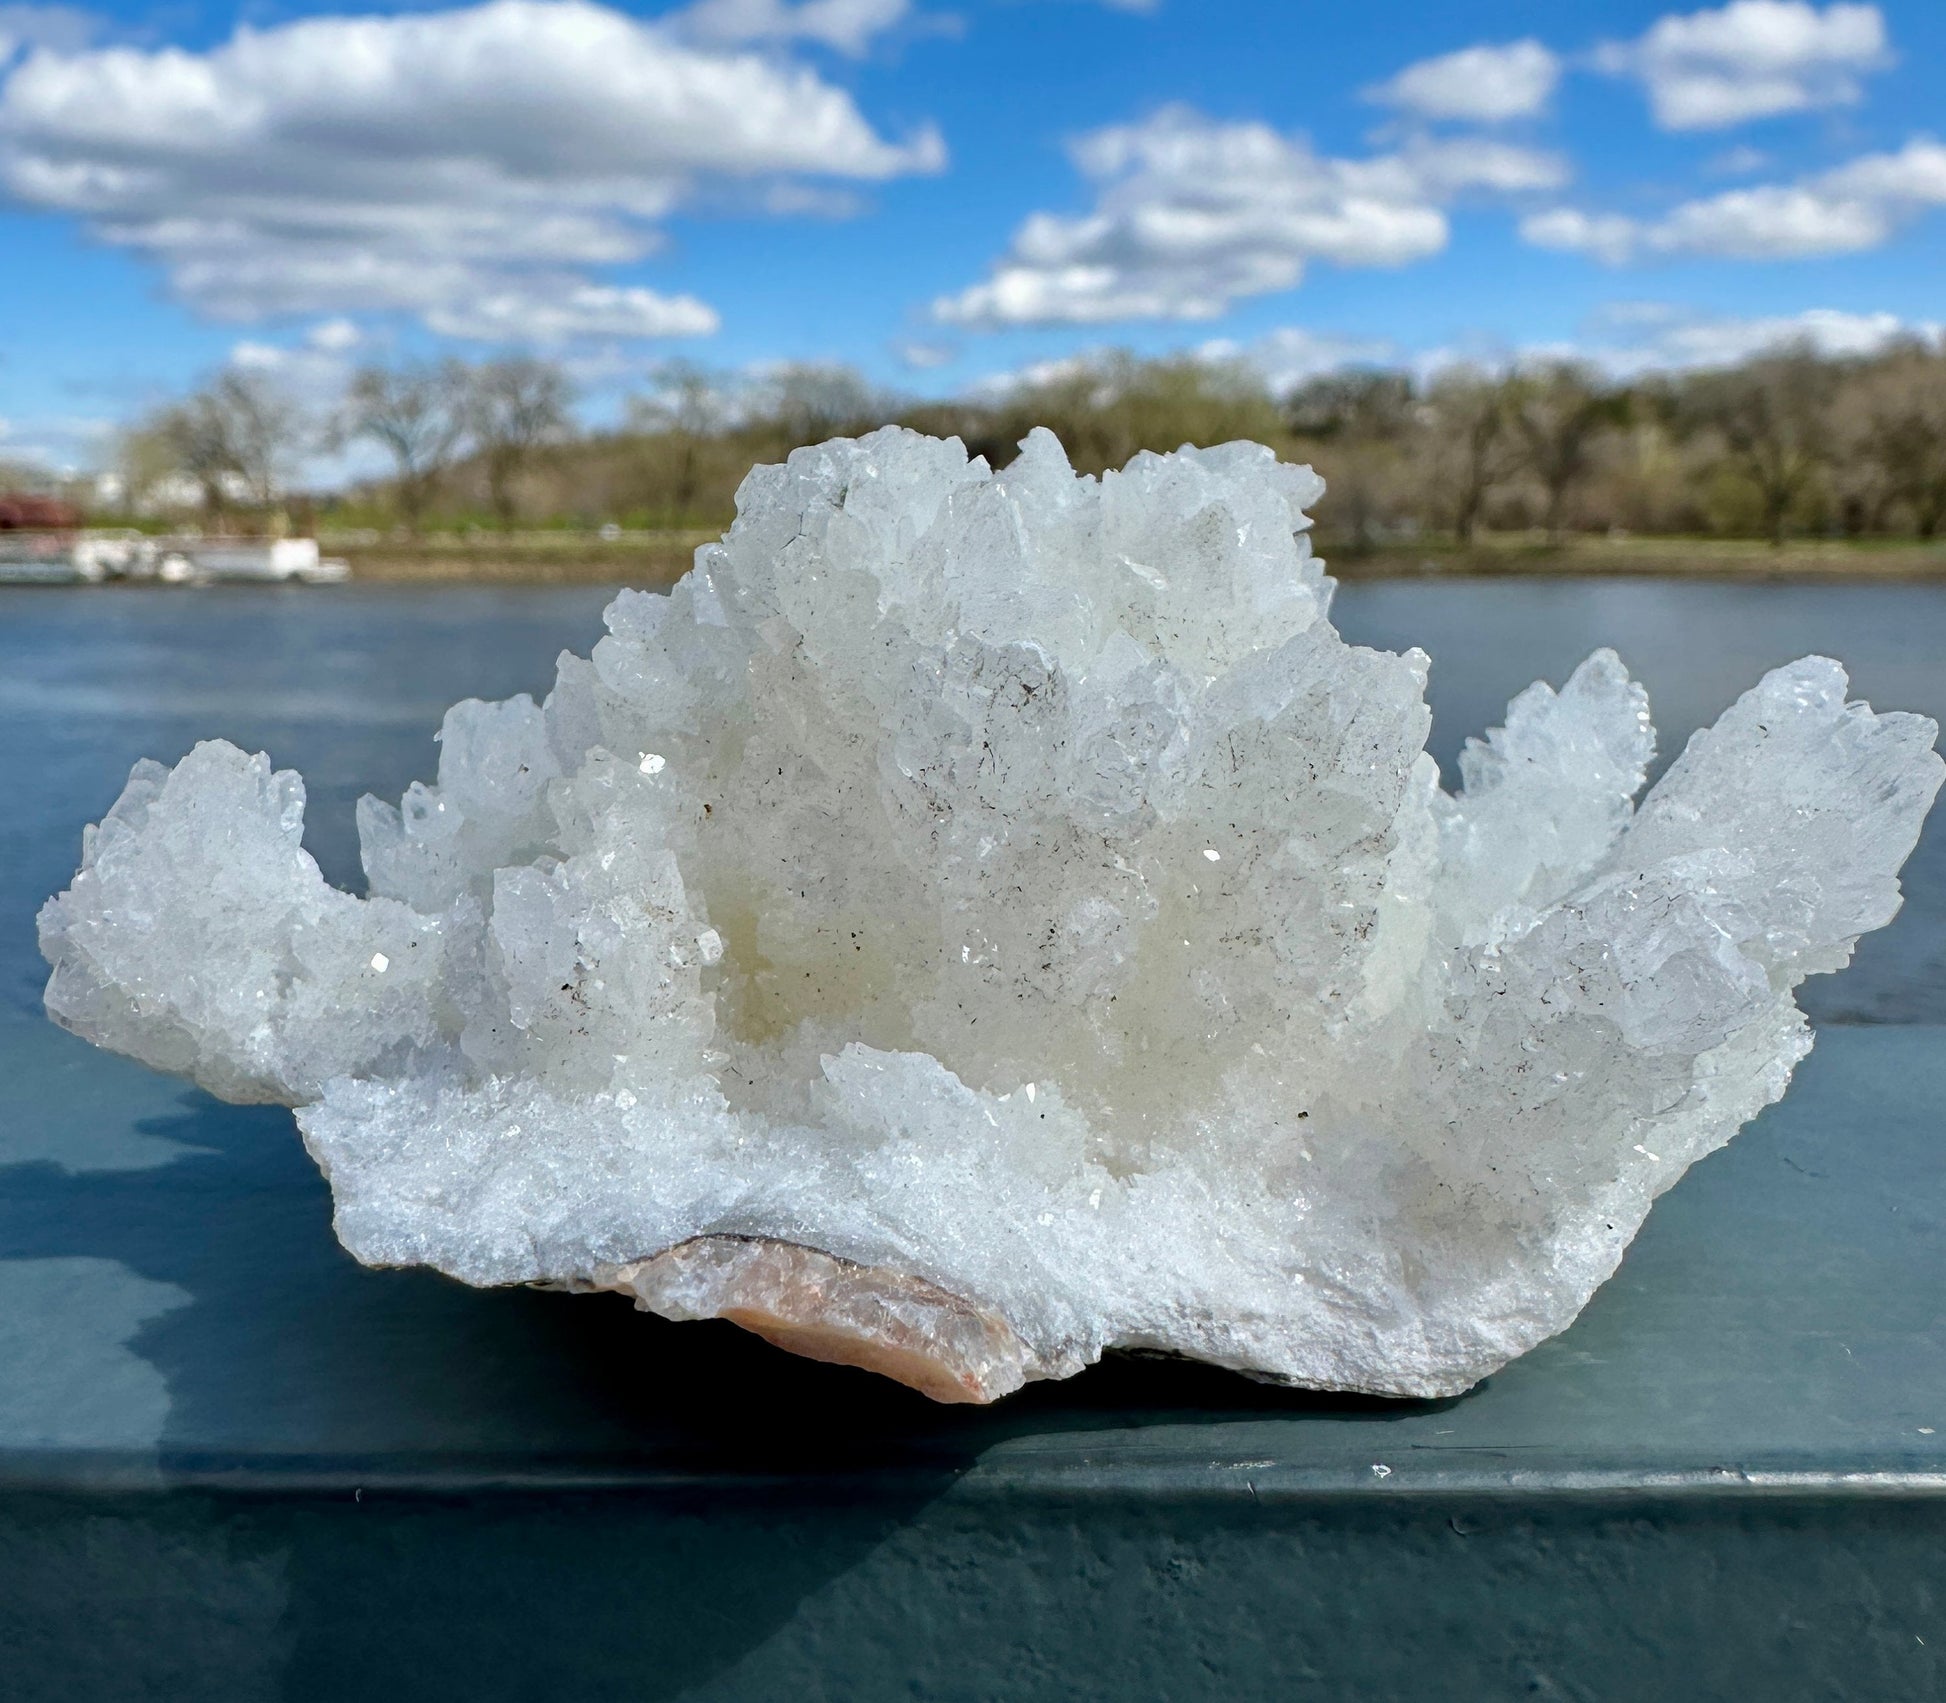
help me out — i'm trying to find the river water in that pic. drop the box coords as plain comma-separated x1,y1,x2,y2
2,577,1941,1023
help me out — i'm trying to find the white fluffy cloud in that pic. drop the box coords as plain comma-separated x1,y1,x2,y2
892,339,955,370
227,319,377,406
1636,306,1927,365
0,409,110,472
1706,144,1772,175
1570,303,1937,372
306,318,363,355
1596,1,1890,130
694,307,1937,410
1202,327,1398,392
427,283,719,342
670,0,911,56
972,326,1393,404
935,107,1566,328
1365,39,1560,124
0,0,943,339
1523,137,1946,262
1520,208,1643,266
0,4,92,62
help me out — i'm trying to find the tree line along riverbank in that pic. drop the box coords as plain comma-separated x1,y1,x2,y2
13,338,1946,568
324,530,1946,588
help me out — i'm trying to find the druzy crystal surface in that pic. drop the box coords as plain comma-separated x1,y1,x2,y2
40,428,1944,1402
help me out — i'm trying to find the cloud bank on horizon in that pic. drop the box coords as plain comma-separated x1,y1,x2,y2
2,0,1943,464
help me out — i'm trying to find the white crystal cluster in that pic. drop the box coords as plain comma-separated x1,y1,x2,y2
40,428,1943,1400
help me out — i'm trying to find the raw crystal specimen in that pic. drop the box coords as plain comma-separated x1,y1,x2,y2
39,428,1944,1402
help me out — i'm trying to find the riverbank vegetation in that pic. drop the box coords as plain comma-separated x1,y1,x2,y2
47,338,1946,574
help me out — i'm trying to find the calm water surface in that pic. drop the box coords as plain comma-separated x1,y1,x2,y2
2,577,1941,1023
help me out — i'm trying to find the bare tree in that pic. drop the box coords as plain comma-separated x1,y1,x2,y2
110,418,192,517
969,350,1283,474
1285,369,1417,550
1425,367,1522,545
137,372,305,527
212,370,305,511
761,363,886,446
1511,362,1616,543
629,360,733,518
339,359,470,534
465,356,574,528
1682,344,1838,547
1854,342,1946,538
1830,374,1895,537
1285,368,1415,442
156,398,240,523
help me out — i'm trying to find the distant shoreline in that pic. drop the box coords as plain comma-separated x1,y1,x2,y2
1327,538,1946,582
8,532,1943,589
333,532,1946,587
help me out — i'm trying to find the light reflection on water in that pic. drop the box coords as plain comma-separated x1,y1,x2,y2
2,577,1941,1022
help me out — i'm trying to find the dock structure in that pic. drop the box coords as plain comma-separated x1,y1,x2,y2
0,532,348,584
0,493,82,531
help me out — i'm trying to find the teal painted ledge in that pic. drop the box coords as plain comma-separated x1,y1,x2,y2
2,1016,1943,1701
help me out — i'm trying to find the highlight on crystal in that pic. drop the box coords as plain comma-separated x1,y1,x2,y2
40,428,1944,1402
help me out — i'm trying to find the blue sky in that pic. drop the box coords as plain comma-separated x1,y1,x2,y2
2,0,1944,467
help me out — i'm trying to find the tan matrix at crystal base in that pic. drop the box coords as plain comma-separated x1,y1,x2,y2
593,1237,1043,1403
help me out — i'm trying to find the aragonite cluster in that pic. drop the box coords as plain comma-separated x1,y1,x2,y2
41,428,1943,1402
